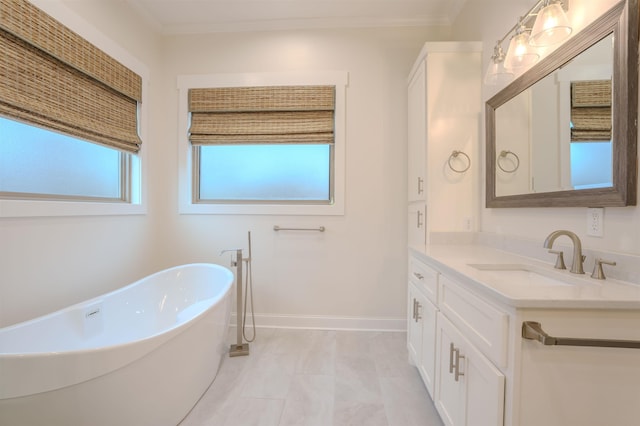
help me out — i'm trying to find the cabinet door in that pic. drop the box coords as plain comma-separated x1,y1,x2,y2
435,313,505,426
418,294,438,398
435,313,466,426
408,60,426,202
407,284,423,365
408,202,426,250
408,283,438,398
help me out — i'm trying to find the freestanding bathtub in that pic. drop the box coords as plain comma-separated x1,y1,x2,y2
0,263,233,426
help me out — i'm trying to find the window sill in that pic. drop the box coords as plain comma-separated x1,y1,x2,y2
178,201,343,216
0,199,146,218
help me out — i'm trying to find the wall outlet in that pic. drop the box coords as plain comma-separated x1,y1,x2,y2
587,207,604,237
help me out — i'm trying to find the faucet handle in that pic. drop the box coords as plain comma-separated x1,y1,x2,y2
548,250,566,270
591,258,617,280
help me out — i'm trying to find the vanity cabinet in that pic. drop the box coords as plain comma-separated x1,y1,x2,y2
409,244,640,426
408,252,506,426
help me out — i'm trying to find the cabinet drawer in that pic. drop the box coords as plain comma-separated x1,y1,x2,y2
409,256,438,305
439,275,508,368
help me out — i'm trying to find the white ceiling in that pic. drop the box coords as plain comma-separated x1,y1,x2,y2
126,0,469,34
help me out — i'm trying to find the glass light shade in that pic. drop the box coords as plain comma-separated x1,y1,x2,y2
530,1,572,47
484,58,514,86
504,31,540,70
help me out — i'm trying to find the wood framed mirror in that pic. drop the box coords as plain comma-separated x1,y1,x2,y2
486,0,638,208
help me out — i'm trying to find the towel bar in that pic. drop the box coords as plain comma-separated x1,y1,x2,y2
522,321,640,349
273,225,325,232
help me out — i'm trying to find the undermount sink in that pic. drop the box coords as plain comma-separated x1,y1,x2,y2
467,263,574,287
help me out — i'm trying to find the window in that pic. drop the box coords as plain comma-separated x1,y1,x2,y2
0,116,129,201
197,144,332,203
178,72,347,215
0,0,147,217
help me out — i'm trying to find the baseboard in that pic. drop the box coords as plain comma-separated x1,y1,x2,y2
229,313,406,332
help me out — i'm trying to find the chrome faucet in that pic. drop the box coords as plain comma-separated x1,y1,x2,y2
543,230,585,274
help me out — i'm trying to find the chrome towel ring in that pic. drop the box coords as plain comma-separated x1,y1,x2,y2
448,150,471,173
497,150,520,173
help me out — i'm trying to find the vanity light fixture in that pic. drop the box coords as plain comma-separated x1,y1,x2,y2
484,0,572,85
483,43,514,86
504,19,540,71
530,0,573,46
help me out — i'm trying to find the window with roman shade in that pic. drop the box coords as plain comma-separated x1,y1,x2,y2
186,85,337,205
188,85,335,146
0,0,142,153
570,79,612,142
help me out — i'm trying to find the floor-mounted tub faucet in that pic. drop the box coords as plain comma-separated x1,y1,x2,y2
543,230,585,274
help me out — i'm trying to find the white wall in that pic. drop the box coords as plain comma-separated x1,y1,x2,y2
0,1,163,327
0,0,449,327
453,0,640,255
156,27,446,328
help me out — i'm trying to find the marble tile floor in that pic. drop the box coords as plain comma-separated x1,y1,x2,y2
179,327,444,426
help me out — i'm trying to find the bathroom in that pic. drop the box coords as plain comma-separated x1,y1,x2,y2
1,0,639,425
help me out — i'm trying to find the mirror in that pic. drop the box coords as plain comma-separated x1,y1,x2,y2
486,0,638,207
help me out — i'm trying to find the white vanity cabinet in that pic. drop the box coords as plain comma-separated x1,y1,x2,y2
407,256,439,397
409,244,640,426
408,252,506,426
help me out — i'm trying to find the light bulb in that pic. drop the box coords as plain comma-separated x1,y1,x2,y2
530,0,572,46
504,29,540,71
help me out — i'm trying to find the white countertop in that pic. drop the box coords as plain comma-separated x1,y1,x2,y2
412,244,640,309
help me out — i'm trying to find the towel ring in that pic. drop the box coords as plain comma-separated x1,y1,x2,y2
497,150,520,173
448,150,471,173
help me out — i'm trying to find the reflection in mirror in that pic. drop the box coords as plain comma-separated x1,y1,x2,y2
486,0,637,208
495,34,613,197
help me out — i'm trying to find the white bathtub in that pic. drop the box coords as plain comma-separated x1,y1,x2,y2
0,263,233,426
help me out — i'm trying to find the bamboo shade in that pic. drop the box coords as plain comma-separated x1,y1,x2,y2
0,0,142,153
188,86,335,145
570,80,612,142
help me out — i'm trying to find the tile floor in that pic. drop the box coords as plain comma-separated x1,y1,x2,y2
179,327,444,426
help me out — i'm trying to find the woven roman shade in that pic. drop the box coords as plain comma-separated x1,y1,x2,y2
570,80,612,142
188,86,335,145
0,0,142,153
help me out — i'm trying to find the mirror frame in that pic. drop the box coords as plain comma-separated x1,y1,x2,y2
486,0,638,208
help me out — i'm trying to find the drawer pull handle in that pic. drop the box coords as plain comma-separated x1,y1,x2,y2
454,348,465,382
417,177,424,194
413,272,424,280
417,210,423,228
449,343,455,374
412,298,417,321
415,301,422,322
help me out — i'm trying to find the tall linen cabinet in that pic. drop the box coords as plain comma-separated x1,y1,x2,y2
406,42,484,425
407,42,482,251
